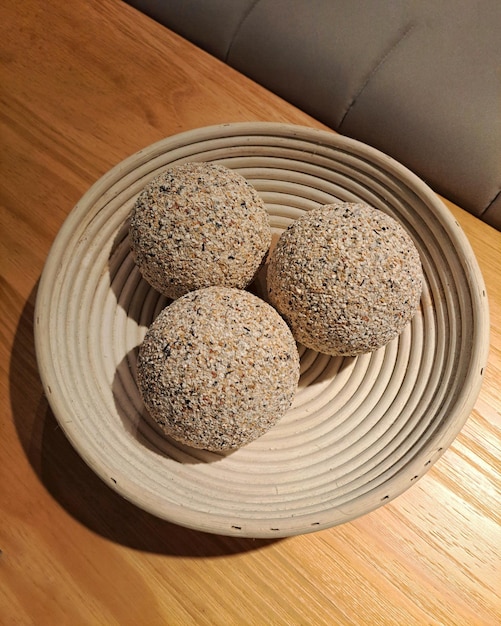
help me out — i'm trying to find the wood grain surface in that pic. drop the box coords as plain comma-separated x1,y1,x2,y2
1,1,499,624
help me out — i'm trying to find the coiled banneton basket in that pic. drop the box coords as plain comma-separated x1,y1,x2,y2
35,123,489,538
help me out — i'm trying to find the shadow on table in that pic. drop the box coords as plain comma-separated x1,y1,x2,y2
9,284,281,557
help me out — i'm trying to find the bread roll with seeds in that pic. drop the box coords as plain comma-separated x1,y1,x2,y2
137,286,300,451
267,202,423,356
129,162,271,299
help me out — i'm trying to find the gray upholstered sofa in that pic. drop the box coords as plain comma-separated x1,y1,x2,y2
124,0,501,229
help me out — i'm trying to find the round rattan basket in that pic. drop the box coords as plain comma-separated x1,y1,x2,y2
34,122,489,538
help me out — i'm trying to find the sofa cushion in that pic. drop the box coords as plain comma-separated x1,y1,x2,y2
124,0,501,229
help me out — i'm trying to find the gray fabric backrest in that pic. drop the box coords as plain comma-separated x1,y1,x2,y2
125,0,501,229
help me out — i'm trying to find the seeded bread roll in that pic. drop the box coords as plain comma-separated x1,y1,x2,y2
137,286,300,451
129,162,271,299
267,202,423,356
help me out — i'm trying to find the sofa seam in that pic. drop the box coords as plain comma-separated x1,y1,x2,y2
482,187,501,215
339,22,417,129
224,0,262,62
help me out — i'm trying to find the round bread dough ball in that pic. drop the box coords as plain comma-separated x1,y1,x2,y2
267,202,423,356
137,286,300,451
129,162,271,299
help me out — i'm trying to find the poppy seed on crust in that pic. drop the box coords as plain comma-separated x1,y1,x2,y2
129,162,271,299
267,202,423,356
137,287,300,452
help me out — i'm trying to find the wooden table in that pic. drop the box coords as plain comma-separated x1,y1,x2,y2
1,1,499,624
